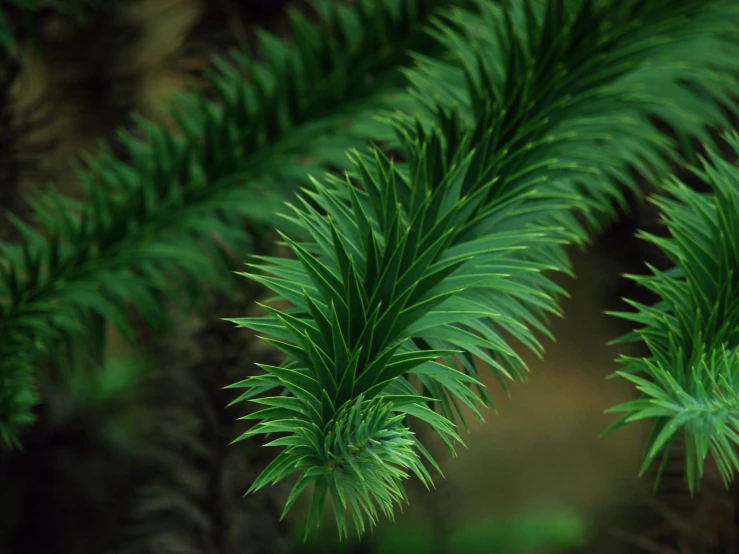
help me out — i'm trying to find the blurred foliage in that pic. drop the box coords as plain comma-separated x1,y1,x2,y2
291,509,587,554
0,0,123,51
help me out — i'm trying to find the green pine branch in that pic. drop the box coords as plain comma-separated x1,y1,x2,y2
605,131,739,494
0,0,453,447
228,0,739,539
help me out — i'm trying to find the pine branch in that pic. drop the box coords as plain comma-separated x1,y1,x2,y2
606,130,739,495
409,0,739,234
0,0,453,447
228,0,739,539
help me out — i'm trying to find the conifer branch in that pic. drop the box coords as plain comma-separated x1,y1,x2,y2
0,0,452,447
229,0,739,538
606,131,739,494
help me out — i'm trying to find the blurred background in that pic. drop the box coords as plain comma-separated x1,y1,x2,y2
0,1,736,553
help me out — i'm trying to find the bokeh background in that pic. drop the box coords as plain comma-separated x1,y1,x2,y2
1,2,736,553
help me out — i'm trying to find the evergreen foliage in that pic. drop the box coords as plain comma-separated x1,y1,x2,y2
1,0,739,543
227,0,739,538
0,0,449,447
606,131,739,494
